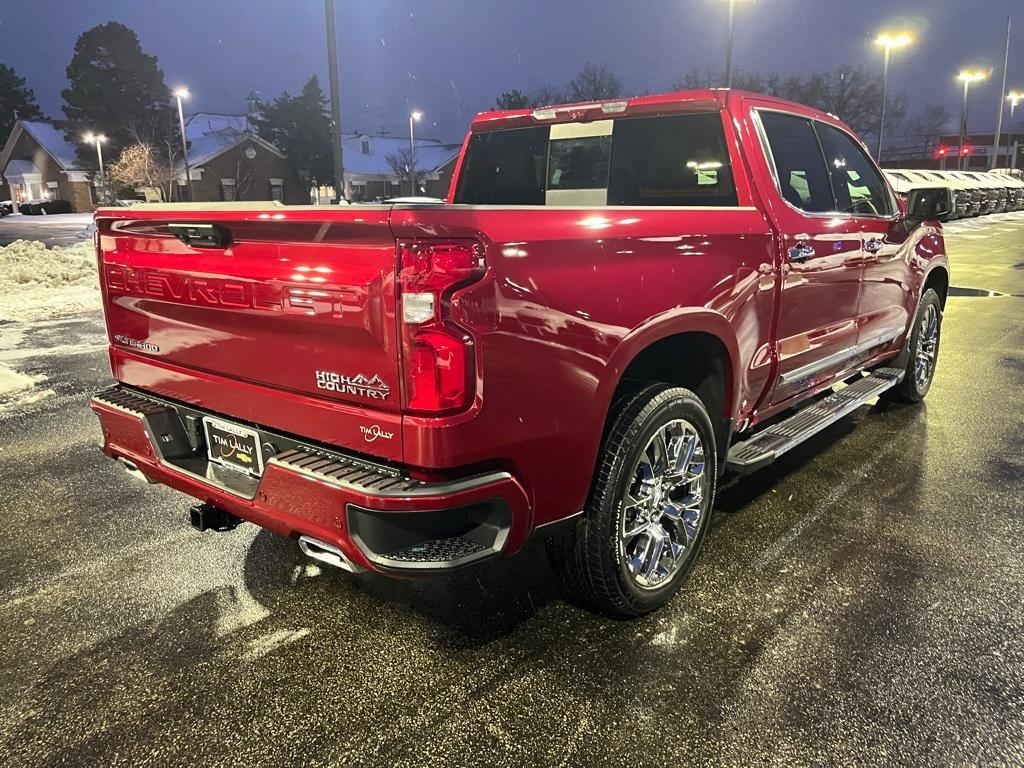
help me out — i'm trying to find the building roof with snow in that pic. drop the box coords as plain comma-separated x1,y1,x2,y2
2,121,82,171
180,112,283,168
342,133,460,177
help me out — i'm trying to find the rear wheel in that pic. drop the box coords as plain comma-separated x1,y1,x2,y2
547,383,718,617
886,288,942,403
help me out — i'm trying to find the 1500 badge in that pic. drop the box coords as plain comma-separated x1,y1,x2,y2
315,371,391,400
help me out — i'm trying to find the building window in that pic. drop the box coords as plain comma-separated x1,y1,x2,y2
269,178,284,202
361,138,370,155
219,178,236,201
46,181,59,200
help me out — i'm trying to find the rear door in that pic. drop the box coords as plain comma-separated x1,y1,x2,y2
749,106,865,405
814,122,910,358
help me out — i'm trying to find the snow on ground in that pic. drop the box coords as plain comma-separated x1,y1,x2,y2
0,237,102,412
0,238,101,323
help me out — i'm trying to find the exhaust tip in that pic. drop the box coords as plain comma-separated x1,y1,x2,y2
298,535,360,573
116,456,157,484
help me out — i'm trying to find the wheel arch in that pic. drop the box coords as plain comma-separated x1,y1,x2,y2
922,264,950,309
599,311,741,458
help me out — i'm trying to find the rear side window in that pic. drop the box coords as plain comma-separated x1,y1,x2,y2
608,113,738,206
757,111,834,213
453,112,738,207
454,125,548,205
816,123,893,216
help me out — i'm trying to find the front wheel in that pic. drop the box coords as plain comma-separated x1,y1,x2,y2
547,383,718,617
886,288,942,403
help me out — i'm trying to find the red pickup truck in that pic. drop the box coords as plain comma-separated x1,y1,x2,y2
91,90,950,616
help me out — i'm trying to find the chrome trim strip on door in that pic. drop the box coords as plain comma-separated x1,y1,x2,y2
778,326,905,386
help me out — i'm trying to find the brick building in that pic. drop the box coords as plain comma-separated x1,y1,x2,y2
175,112,302,203
315,132,460,202
0,120,95,212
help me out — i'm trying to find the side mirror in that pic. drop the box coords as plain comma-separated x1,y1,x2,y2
906,187,951,224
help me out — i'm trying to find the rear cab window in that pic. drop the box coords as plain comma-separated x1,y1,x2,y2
454,112,738,207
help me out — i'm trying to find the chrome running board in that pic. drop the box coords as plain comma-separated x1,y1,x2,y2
726,368,904,474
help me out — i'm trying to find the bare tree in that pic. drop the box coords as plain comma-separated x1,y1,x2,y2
566,63,622,102
385,147,416,194
902,105,953,155
107,142,173,201
233,152,258,200
529,84,566,107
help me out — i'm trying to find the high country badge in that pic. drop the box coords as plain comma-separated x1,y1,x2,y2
315,371,391,400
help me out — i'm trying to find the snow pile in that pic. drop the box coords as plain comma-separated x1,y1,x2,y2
0,362,52,415
0,239,101,322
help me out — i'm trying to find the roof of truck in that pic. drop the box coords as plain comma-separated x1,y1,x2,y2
471,89,845,132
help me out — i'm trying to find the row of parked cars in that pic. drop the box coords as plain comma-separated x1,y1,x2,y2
884,168,1024,219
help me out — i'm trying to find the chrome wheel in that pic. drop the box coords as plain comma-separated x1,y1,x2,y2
619,419,707,590
914,303,939,390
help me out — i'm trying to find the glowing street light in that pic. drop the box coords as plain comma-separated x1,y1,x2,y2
408,110,422,196
957,69,989,170
83,132,108,204
874,32,914,161
173,87,193,200
1006,91,1022,169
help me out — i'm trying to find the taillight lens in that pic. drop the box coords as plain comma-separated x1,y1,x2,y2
398,241,484,415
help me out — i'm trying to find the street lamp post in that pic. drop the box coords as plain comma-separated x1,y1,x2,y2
874,33,913,163
173,88,193,201
1007,91,1022,169
83,132,107,205
408,111,422,196
957,70,988,170
725,0,736,89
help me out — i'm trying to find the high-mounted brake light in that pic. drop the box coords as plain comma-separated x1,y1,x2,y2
398,241,485,414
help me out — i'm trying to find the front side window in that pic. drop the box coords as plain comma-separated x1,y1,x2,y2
453,112,738,207
757,111,834,213
816,123,893,216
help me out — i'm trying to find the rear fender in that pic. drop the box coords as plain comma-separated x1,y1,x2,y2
599,309,742,424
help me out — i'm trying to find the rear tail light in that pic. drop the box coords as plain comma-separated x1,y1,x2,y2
398,241,484,414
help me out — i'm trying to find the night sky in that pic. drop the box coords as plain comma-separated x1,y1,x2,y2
2,0,1021,142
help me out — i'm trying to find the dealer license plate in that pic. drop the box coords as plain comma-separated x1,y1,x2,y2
204,417,264,476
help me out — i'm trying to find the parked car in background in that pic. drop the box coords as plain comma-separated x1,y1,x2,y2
951,171,1005,214
0,200,14,216
887,169,975,218
979,171,1024,211
884,170,955,218
923,170,983,217
90,89,951,616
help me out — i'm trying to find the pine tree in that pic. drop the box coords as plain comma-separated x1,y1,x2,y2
0,63,45,146
256,75,334,187
61,22,174,167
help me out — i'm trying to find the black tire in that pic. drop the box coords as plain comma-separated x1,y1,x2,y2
886,288,942,403
547,383,718,617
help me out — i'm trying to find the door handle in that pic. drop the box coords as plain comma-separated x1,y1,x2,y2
864,238,885,254
787,241,816,262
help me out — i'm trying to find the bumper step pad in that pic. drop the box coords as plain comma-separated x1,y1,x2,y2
726,368,903,474
384,536,488,564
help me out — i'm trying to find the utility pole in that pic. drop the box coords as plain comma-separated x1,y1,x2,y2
174,88,193,201
325,0,345,203
991,16,1012,169
725,0,736,88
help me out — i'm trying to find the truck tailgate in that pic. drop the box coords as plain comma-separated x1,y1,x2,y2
96,208,402,461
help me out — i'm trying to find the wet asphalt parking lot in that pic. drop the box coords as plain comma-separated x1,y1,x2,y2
1,213,1023,767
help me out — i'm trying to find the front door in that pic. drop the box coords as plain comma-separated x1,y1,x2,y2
749,107,866,406
814,122,911,355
